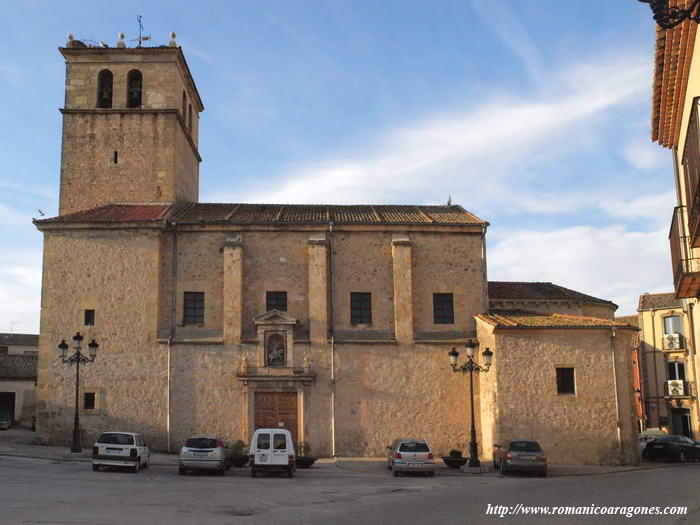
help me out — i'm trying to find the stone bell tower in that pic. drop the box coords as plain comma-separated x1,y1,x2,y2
58,33,203,215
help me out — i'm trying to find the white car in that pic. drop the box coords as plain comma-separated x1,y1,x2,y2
249,428,296,478
92,431,150,472
179,436,230,475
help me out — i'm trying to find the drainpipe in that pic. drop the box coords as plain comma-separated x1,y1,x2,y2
610,327,623,463
685,302,698,437
481,223,489,315
167,221,178,453
328,221,336,457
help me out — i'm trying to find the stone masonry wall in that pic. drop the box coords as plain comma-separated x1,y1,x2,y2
37,229,167,447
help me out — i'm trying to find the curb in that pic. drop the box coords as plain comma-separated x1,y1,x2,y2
0,451,177,467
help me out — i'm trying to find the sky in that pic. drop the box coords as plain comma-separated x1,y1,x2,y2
0,0,675,334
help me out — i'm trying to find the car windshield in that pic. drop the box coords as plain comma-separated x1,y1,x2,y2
399,442,430,452
97,433,134,445
186,438,217,449
509,441,542,452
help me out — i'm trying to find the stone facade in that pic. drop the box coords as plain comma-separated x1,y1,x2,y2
33,41,640,465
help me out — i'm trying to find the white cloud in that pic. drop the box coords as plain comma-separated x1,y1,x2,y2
470,0,544,81
598,190,676,226
0,251,42,333
231,54,650,211
487,224,672,315
622,140,669,171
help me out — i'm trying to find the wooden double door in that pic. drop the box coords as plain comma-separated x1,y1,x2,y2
253,392,299,443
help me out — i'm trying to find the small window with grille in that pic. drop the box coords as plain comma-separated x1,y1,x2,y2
266,291,287,312
350,292,372,325
183,292,205,325
433,293,454,324
83,392,96,410
84,309,95,326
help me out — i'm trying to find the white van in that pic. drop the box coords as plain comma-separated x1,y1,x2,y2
249,428,296,478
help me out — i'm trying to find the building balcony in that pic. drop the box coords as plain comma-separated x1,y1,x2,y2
664,380,695,399
670,207,700,298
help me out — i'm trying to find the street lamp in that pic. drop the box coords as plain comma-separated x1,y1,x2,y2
448,341,493,468
58,332,98,453
639,0,700,29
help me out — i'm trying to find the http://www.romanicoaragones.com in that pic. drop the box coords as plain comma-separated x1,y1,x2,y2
485,503,687,519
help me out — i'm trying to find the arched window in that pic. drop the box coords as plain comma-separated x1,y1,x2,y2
265,334,286,367
188,103,192,132
97,70,113,108
126,70,142,108
182,90,186,119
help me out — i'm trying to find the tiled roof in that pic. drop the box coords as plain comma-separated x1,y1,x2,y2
36,203,486,226
0,333,39,347
0,354,37,380
651,2,698,148
638,293,683,311
615,315,639,328
477,310,636,330
37,204,170,224
488,281,616,307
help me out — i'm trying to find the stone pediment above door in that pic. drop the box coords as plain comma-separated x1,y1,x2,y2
254,310,297,327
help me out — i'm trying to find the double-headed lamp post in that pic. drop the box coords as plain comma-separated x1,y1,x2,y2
58,332,98,453
448,341,493,468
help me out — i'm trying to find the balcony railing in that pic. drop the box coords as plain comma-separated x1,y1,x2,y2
664,380,695,398
684,98,700,246
670,206,700,298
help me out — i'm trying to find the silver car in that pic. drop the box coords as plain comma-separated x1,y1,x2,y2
493,440,547,477
387,438,435,476
179,436,230,475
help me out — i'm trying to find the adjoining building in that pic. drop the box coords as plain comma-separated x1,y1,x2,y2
0,334,38,426
643,5,700,439
32,35,639,465
633,293,699,437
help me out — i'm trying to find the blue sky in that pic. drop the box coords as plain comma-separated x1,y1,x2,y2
0,0,674,333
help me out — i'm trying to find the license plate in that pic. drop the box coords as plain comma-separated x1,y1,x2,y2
106,448,126,455
409,463,420,468
653,445,663,449
193,452,208,457
521,455,535,460
259,454,268,463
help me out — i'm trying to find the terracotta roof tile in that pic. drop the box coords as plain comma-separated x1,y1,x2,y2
652,1,698,147
38,203,485,226
37,204,170,224
0,354,37,380
638,292,683,310
477,310,636,330
488,281,616,307
615,315,639,328
0,333,39,347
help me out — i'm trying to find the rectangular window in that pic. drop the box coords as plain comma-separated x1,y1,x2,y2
433,293,454,324
273,433,287,450
0,346,7,355
83,392,96,410
350,292,372,325
668,362,686,381
84,309,95,326
256,433,270,450
556,368,575,395
113,151,118,164
183,292,205,325
266,291,288,312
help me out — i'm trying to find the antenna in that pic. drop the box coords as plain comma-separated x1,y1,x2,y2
133,15,151,47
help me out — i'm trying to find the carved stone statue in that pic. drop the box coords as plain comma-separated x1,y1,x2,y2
266,334,285,366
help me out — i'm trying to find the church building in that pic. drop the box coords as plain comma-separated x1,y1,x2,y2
34,35,639,465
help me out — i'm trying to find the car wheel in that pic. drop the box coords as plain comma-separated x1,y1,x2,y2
500,461,507,475
288,467,294,478
493,460,500,470
392,467,399,477
540,469,548,478
132,458,140,473
428,471,435,477
178,466,186,475
251,468,257,478
678,451,686,463
142,457,149,469
217,465,226,476
92,464,99,472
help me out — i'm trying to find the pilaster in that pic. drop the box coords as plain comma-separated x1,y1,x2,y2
223,234,243,344
392,235,413,343
308,233,329,344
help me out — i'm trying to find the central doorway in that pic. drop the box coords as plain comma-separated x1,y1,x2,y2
253,392,299,443
0,392,15,421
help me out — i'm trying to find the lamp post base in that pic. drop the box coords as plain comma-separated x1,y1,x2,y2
71,429,82,453
467,457,481,467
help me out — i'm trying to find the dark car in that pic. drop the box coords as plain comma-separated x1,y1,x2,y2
0,411,10,430
643,435,700,462
494,440,547,477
